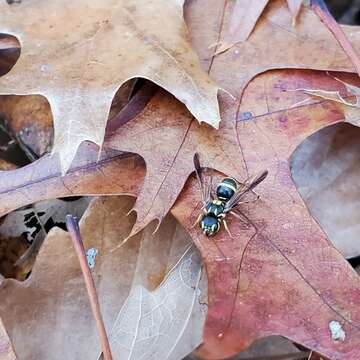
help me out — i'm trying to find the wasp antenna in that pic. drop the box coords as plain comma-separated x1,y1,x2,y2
193,153,207,204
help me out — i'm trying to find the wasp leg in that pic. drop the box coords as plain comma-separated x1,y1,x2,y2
192,212,203,229
223,219,233,239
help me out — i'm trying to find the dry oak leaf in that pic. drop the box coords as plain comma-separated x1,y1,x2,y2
0,196,205,360
0,70,360,360
0,0,221,172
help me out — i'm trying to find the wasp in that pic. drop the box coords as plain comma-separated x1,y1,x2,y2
193,153,268,237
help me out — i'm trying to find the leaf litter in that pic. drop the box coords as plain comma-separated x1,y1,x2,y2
1,69,360,359
1,0,360,359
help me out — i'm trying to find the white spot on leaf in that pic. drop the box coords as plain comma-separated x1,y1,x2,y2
329,320,346,342
86,248,98,269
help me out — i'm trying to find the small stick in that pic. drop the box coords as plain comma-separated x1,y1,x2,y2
311,0,360,77
65,215,113,360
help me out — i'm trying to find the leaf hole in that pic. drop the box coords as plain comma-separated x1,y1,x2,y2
291,122,360,261
106,78,158,134
0,94,54,170
0,197,91,280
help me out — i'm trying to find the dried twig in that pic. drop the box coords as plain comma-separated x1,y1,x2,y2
65,215,113,360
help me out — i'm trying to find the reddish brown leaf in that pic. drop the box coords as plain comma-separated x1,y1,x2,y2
171,74,360,360
105,90,246,236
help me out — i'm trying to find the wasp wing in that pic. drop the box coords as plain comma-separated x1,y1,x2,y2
224,170,268,212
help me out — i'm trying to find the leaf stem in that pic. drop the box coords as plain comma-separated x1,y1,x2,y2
311,0,360,77
65,215,113,360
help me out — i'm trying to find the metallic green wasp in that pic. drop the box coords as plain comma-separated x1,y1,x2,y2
193,153,268,237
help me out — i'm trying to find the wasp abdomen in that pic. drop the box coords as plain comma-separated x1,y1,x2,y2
216,177,238,202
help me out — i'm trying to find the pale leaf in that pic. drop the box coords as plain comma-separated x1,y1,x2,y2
108,246,203,360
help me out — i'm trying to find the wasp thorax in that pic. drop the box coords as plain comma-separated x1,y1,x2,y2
216,177,238,202
205,200,225,218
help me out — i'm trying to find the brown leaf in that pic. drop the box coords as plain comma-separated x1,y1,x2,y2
0,0,221,172
0,196,204,359
300,76,360,107
0,79,138,159
186,0,360,101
